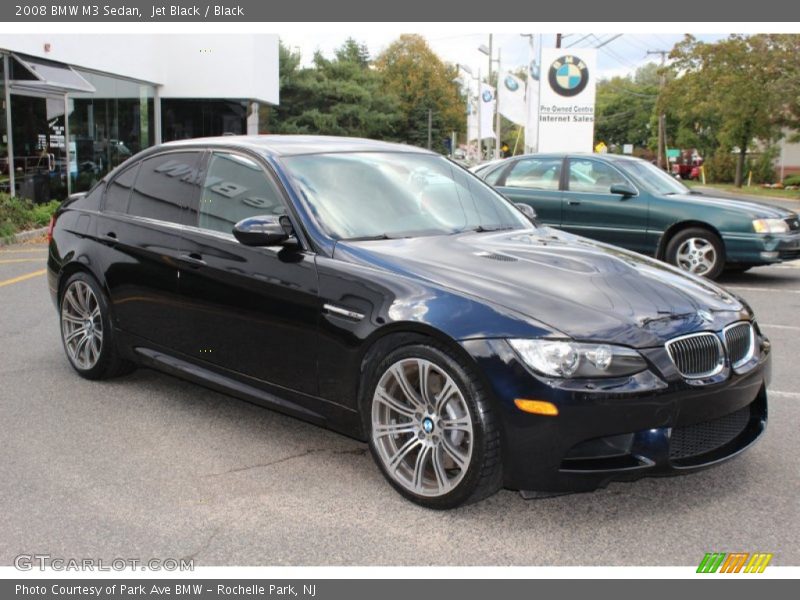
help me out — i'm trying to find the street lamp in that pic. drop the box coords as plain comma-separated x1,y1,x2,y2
478,35,502,160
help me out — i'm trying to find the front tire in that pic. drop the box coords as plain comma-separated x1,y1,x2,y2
59,272,134,380
365,342,502,509
666,227,725,280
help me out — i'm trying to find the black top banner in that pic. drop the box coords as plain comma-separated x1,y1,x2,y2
1,0,799,22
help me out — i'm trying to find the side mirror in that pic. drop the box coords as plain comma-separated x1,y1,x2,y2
609,183,637,198
515,202,538,222
233,215,294,246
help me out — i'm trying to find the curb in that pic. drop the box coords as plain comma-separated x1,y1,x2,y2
0,226,48,247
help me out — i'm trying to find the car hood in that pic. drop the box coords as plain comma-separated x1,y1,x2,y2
334,228,750,348
669,192,797,219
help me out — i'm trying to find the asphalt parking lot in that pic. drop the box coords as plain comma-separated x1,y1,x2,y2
1,225,798,567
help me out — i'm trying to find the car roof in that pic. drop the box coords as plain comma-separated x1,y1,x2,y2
503,152,646,163
161,135,434,157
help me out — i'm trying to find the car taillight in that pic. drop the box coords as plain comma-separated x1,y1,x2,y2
46,214,57,243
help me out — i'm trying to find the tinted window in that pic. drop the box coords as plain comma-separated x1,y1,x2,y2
483,165,506,186
568,159,629,193
74,181,105,211
104,163,139,213
283,152,529,239
128,152,201,224
505,158,562,190
197,152,285,235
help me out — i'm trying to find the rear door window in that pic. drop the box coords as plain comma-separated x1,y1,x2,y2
504,158,562,190
127,152,202,225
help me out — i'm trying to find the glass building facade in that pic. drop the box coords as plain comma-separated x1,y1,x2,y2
1,50,252,202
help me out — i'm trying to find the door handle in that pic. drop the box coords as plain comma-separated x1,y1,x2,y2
102,231,118,245
567,200,581,206
179,253,206,268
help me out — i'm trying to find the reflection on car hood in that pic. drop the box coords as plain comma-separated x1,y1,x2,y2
335,228,749,348
670,193,796,218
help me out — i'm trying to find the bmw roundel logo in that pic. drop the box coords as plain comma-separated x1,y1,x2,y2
548,55,590,97
530,60,540,81
504,75,519,92
482,89,494,103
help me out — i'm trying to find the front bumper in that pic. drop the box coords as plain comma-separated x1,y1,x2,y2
722,231,800,264
461,336,770,494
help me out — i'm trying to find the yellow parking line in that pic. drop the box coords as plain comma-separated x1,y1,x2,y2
0,248,47,254
0,258,45,264
0,269,47,288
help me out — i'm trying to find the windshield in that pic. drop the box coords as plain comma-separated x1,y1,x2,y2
282,152,531,240
618,159,691,196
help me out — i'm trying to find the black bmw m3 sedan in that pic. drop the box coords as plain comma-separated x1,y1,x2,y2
47,136,770,509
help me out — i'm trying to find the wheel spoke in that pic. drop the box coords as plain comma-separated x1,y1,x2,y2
431,447,450,494
64,327,86,343
388,436,422,471
390,364,424,409
434,379,458,414
418,359,433,407
74,334,90,367
64,288,84,317
441,417,471,433
441,436,468,470
412,444,432,491
375,388,416,419
373,421,417,438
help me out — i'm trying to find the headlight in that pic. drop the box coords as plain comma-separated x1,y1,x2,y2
508,339,647,378
752,218,789,234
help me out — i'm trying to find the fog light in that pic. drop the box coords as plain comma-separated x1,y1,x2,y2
514,399,559,416
760,251,779,259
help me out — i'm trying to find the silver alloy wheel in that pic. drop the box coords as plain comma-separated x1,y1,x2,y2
676,237,717,275
61,280,103,370
371,358,473,497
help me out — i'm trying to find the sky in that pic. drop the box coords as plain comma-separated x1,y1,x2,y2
279,32,728,81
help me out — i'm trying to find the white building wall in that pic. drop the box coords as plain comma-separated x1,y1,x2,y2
0,34,279,105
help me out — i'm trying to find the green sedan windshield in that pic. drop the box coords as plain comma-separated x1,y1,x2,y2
619,159,691,196
283,152,531,240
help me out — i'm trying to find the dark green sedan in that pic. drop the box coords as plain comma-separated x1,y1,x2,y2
474,154,800,279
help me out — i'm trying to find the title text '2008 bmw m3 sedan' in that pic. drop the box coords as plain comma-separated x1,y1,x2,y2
47,136,770,509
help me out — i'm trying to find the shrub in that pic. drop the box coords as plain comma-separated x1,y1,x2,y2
703,149,737,183
749,147,779,185
0,192,60,240
784,174,800,187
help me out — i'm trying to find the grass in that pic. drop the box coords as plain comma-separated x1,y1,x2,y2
0,192,60,241
685,181,800,202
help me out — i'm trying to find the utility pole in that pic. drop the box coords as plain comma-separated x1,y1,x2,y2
648,50,668,170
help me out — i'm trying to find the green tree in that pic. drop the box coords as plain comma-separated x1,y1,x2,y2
375,34,465,153
595,63,661,152
662,34,796,186
267,39,402,139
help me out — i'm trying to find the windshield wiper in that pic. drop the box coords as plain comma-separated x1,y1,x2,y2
341,233,394,241
455,225,516,234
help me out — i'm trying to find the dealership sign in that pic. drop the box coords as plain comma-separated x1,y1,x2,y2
537,49,597,153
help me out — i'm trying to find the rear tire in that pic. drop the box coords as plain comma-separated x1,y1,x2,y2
59,272,135,380
665,227,725,280
364,342,502,509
